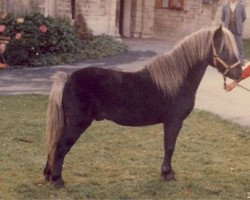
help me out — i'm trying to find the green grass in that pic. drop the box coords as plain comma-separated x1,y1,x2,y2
0,95,249,199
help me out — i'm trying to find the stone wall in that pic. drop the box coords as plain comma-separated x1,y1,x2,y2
54,0,71,18
154,0,210,40
1,0,45,15
0,0,4,12
153,0,250,40
0,0,118,36
0,0,249,40
54,0,118,36
130,0,155,38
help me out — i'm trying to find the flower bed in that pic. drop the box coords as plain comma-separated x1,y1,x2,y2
0,12,126,68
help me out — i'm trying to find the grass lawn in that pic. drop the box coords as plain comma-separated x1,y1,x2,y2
0,95,249,199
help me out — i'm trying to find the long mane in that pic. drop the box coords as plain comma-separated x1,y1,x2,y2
146,27,238,96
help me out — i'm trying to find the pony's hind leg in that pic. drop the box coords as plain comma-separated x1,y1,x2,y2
49,118,92,187
43,71,93,187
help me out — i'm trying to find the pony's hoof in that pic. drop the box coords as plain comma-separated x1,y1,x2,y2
44,174,50,182
43,166,51,182
51,177,65,188
162,171,176,182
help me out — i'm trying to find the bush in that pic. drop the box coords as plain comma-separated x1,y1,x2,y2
0,13,81,66
0,12,126,68
73,13,93,41
82,35,127,59
27,35,127,67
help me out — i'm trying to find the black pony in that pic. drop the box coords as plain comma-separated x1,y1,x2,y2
43,26,242,187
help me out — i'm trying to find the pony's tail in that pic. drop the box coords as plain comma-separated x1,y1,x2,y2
46,71,68,170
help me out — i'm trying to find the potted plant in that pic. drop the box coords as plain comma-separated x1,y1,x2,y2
0,24,10,69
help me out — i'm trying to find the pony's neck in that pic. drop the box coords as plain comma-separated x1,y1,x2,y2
169,33,211,69
185,60,209,95
147,29,213,96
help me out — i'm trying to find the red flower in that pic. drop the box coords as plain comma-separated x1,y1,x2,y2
0,43,6,54
15,33,22,40
0,25,5,33
39,25,48,33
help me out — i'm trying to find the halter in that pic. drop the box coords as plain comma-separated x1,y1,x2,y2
211,41,241,87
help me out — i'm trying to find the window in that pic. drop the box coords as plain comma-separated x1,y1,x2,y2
202,0,219,4
156,0,185,10
162,0,170,8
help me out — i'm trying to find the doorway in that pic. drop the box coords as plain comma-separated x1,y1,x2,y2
119,0,132,37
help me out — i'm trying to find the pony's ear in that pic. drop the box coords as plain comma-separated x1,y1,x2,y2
214,25,223,40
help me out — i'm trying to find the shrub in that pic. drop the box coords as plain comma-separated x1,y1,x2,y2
26,35,127,67
0,13,81,66
73,14,93,41
0,12,127,68
82,35,127,59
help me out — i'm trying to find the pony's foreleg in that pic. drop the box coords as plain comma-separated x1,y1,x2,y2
49,120,92,187
162,120,183,181
43,162,51,181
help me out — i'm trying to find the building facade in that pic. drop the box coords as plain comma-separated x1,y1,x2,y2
0,0,249,40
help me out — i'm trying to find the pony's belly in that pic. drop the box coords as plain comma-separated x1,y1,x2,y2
113,118,162,127
94,110,163,126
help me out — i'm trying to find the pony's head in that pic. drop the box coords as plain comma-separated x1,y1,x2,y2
210,26,242,80
147,26,242,96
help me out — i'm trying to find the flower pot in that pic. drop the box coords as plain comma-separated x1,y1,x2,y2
0,36,10,69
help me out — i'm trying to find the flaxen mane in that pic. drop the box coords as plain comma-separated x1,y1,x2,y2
147,27,238,96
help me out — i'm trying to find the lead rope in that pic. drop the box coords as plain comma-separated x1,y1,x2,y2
224,76,250,92
237,83,250,92
223,76,227,89
211,42,250,92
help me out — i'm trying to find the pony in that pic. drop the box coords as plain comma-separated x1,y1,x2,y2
43,26,242,187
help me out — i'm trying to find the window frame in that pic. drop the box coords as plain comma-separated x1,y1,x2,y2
156,0,185,10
